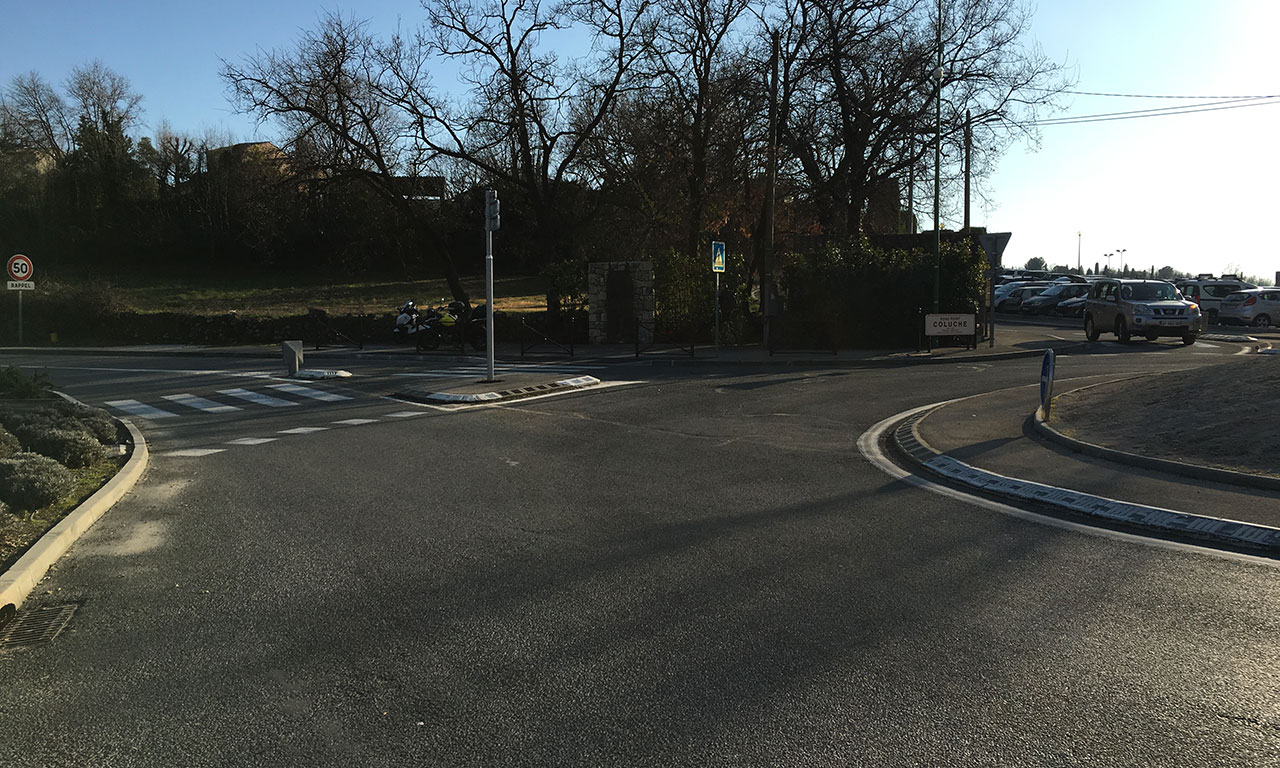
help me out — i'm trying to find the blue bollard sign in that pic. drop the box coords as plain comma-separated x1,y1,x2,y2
1040,349,1056,417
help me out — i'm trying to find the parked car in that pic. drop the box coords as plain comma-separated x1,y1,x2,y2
1175,275,1255,323
1054,295,1087,318
1217,288,1280,327
1019,282,1092,314
994,280,1049,304
995,284,1048,313
1084,278,1204,344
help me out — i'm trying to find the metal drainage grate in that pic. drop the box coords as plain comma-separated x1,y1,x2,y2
0,603,80,651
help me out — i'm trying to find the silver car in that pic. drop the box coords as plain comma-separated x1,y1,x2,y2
1217,288,1280,328
1084,278,1204,345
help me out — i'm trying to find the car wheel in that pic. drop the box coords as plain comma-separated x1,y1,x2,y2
1116,317,1131,343
1084,314,1100,342
1145,330,1160,342
1252,314,1271,328
1182,334,1197,346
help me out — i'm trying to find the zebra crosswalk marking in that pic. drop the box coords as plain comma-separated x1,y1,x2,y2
217,388,300,408
266,383,352,402
278,427,329,435
332,418,379,425
163,393,242,413
225,438,277,446
105,400,179,419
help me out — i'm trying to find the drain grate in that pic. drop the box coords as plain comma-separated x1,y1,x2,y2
0,603,80,650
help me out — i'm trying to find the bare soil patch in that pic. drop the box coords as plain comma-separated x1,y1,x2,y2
1049,355,1279,478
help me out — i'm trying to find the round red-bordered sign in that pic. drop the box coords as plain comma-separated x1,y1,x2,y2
7,254,33,282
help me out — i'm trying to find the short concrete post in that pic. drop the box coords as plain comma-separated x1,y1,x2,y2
283,340,304,376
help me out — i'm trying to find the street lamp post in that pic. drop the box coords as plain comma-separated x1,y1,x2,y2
1077,232,1082,273
1116,248,1127,275
932,0,942,314
1104,252,1114,273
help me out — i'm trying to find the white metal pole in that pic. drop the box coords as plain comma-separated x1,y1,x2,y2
17,290,23,345
486,228,495,382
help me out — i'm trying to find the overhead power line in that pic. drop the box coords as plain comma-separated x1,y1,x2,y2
1036,96,1280,126
1059,88,1280,99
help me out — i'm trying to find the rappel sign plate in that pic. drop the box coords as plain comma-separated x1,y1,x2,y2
711,241,726,273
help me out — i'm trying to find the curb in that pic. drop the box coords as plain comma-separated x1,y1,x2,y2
395,375,603,404
0,418,149,614
1035,403,1280,494
891,405,1280,556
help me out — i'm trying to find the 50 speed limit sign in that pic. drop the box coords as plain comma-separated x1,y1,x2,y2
7,254,33,282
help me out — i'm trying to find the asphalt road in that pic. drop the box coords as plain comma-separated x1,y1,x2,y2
1,339,1277,767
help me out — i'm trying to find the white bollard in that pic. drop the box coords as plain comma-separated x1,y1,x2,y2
282,340,304,376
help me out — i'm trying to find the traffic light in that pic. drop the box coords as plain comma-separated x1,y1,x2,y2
485,189,500,231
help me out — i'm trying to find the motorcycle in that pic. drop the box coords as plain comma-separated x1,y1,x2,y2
393,300,487,351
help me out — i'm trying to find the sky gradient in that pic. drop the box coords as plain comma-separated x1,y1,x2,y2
3,0,1276,283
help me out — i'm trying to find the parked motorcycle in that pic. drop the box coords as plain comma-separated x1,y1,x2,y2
393,300,487,351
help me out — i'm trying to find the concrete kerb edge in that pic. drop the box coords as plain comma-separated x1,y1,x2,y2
395,375,603,404
0,418,148,614
1036,393,1280,494
891,402,1280,556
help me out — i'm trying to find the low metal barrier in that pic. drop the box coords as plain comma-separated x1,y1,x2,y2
310,309,364,351
519,315,576,357
635,317,695,358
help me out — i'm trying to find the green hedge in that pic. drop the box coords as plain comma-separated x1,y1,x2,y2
0,452,74,516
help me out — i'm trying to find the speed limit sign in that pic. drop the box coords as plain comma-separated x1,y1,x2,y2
7,254,33,282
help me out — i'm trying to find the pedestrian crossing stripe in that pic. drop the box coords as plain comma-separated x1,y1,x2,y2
278,427,329,434
226,437,277,446
266,383,352,402
163,393,242,413
332,418,379,425
104,399,179,419
217,388,300,407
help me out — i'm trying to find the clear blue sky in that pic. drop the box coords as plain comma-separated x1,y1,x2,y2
3,0,1277,283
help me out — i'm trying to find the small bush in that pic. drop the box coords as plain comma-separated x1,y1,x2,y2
51,401,120,444
0,367,52,399
0,452,74,516
0,426,20,459
24,427,104,468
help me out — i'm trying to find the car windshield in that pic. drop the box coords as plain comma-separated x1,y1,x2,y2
1039,285,1067,297
1125,283,1177,301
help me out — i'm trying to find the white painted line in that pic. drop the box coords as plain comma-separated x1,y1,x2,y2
555,376,601,388
217,388,300,407
162,393,242,413
225,437,277,446
267,383,352,402
104,399,179,419
160,448,226,457
857,403,1278,566
277,427,330,435
332,418,379,426
385,411,427,418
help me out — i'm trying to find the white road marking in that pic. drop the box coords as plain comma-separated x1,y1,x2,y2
277,427,330,435
332,418,379,426
385,411,427,418
225,437,277,446
857,401,1278,566
217,388,299,407
266,383,352,402
160,448,225,457
162,393,242,413
104,400,179,419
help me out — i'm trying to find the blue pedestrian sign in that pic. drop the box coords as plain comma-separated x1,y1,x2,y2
711,241,726,273
1040,349,1056,417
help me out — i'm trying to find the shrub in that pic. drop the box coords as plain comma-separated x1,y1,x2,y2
24,427,103,468
0,426,20,459
50,401,120,444
0,367,53,399
0,452,74,517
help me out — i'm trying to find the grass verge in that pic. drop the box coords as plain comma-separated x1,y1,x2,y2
0,456,126,572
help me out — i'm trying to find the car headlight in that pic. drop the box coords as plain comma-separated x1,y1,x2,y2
1188,304,1201,315
1132,306,1153,317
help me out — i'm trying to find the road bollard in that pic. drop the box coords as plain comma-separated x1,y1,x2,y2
283,340,303,376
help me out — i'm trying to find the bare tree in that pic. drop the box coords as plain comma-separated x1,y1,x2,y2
2,72,73,160
767,0,1070,236
65,60,144,134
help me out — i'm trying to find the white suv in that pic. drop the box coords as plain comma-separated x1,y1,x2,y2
1175,276,1255,323
1084,278,1204,345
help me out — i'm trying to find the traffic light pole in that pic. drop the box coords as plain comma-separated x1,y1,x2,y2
484,189,499,383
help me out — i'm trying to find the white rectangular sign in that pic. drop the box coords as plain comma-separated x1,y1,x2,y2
925,313,975,336
7,280,34,290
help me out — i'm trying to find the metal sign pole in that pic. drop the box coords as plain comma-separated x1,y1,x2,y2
714,272,720,349
17,290,22,345
486,228,494,382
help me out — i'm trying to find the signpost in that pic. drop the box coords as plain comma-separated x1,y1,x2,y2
484,191,500,382
1040,349,1056,418
711,241,725,348
978,232,1012,348
7,254,34,345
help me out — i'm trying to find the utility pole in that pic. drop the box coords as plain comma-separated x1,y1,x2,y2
932,0,943,314
762,31,780,348
963,110,971,232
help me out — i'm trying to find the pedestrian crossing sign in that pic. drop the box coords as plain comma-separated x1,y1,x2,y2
711,241,726,273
